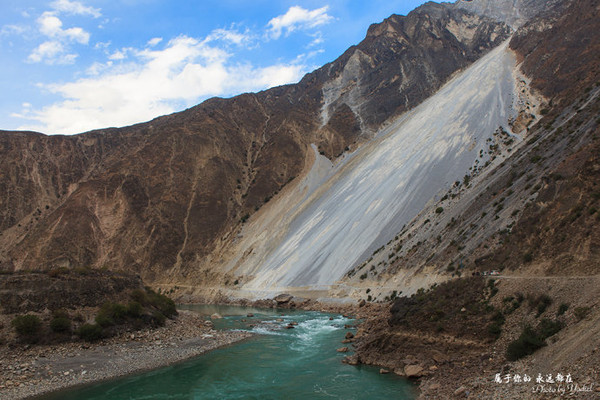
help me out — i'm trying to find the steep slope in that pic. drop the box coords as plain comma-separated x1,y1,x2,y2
0,4,509,287
224,40,529,298
347,1,599,397
340,0,599,303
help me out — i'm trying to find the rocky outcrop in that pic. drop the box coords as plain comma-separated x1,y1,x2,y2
0,271,142,314
455,0,566,27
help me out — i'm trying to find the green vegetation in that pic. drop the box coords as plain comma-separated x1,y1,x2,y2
435,207,444,214
506,325,546,361
77,323,104,342
528,293,553,317
574,306,590,321
76,287,179,342
557,303,569,316
50,312,72,333
12,314,42,343
506,318,564,361
389,277,499,340
487,310,505,340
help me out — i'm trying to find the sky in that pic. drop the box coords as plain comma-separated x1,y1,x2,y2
0,1,430,135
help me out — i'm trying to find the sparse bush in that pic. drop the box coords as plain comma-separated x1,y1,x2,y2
50,316,71,333
77,323,103,342
538,318,563,339
12,315,42,343
487,322,502,339
146,289,177,318
126,301,143,318
96,302,128,327
528,293,552,317
557,303,569,316
506,325,546,361
131,289,148,304
151,311,166,326
491,310,505,325
574,306,590,321
435,207,444,214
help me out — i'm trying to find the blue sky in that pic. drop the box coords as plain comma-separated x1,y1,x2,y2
0,1,429,134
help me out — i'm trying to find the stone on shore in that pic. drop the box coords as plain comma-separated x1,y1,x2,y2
273,294,293,304
342,355,359,365
404,364,424,378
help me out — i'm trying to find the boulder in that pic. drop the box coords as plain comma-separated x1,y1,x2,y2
246,313,254,317
404,364,424,378
273,294,293,304
358,299,366,307
379,368,390,374
210,313,223,319
337,347,349,353
345,331,354,339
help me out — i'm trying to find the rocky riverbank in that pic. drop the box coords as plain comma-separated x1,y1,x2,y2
344,276,600,399
0,310,252,400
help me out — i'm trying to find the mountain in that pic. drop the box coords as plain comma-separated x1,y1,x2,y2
0,2,509,290
455,0,565,27
348,0,600,397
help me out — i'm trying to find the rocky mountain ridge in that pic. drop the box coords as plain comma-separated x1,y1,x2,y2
0,2,510,290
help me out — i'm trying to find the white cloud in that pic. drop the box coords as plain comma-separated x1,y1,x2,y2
147,37,163,47
50,0,101,18
267,6,333,39
205,27,253,46
108,49,127,60
27,40,77,64
17,36,309,134
38,12,90,44
0,24,27,36
27,12,90,64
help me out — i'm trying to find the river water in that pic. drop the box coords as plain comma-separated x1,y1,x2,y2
39,305,415,399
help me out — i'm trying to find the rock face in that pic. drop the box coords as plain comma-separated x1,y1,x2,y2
455,0,566,27
0,271,142,313
0,4,509,289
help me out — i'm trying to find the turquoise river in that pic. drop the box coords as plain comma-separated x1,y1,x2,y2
38,305,416,399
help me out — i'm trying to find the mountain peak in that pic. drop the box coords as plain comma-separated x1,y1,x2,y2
455,0,566,27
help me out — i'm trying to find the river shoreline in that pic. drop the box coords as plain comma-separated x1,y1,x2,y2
0,310,253,400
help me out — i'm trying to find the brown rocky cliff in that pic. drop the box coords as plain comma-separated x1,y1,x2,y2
0,5,509,284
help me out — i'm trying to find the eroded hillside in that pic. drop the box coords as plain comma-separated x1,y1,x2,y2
0,3,509,289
